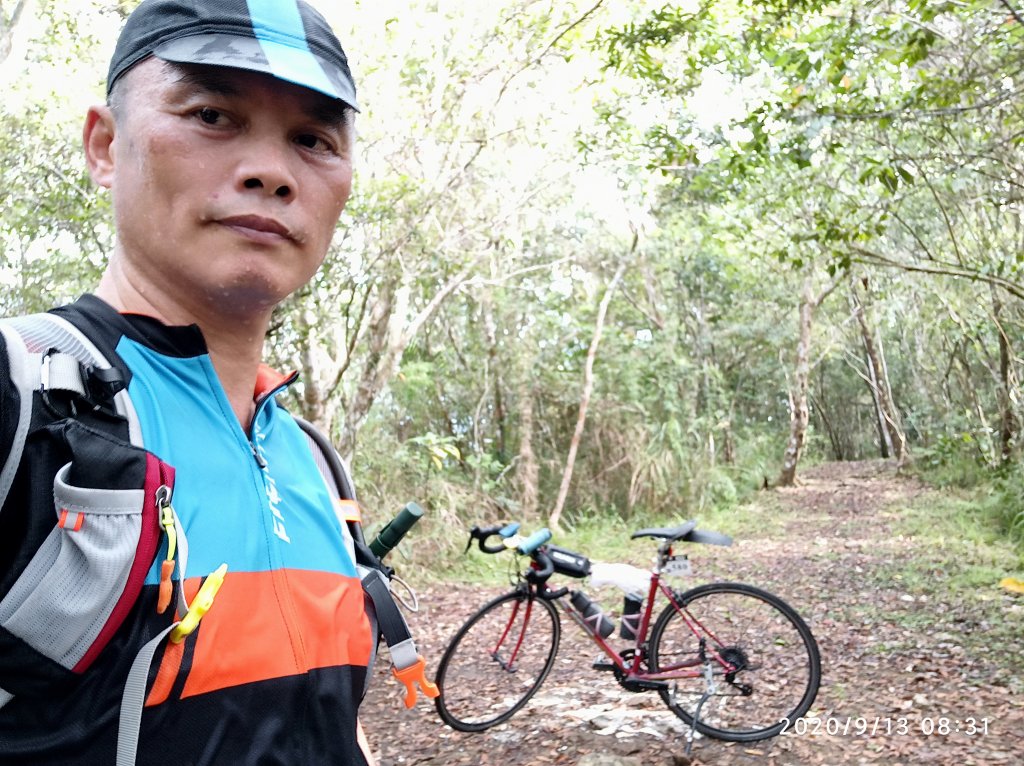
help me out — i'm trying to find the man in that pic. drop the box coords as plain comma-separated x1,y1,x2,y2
0,1,378,763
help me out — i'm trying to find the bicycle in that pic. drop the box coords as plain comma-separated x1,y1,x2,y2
433,521,821,749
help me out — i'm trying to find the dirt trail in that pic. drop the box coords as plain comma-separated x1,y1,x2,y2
362,460,1024,765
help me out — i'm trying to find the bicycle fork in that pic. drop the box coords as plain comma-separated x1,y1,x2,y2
489,597,533,673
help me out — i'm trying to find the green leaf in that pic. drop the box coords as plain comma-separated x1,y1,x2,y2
879,167,900,194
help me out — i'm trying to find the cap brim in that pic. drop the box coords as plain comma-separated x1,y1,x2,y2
154,34,358,111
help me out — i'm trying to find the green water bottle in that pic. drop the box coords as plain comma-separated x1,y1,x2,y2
369,502,424,560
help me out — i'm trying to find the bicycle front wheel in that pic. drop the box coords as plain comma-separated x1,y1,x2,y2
649,582,821,742
434,590,560,732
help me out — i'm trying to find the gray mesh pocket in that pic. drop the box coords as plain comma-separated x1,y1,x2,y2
0,463,146,671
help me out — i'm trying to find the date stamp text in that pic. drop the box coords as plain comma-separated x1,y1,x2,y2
780,716,991,737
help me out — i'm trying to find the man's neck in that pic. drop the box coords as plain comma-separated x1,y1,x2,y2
95,271,269,429
195,323,266,429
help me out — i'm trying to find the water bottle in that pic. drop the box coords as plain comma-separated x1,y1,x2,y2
570,590,614,638
619,593,643,640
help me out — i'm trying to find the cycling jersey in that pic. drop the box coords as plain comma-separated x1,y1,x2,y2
0,294,373,765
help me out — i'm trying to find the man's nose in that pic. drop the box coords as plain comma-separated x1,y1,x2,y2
243,176,291,198
237,141,297,199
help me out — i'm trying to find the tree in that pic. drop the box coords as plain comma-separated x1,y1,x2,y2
550,259,628,528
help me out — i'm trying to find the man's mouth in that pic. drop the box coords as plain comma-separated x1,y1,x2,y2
217,215,295,244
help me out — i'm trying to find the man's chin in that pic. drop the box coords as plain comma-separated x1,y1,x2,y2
203,280,290,319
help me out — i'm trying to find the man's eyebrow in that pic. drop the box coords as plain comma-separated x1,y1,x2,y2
165,62,352,130
304,100,352,131
168,66,244,99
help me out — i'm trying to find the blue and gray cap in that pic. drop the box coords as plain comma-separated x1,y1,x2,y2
107,0,358,110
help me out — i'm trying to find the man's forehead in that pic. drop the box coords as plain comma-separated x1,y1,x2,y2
159,61,351,126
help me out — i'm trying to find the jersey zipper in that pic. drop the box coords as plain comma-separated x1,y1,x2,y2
242,370,308,673
246,371,299,463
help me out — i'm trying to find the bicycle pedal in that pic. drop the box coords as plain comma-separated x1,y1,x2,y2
592,656,617,672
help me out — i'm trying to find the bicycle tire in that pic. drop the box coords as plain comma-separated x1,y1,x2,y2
434,590,561,732
649,582,821,742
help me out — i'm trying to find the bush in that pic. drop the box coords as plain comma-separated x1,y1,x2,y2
992,465,1024,551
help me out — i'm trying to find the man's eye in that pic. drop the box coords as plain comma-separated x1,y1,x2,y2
196,107,223,125
296,134,333,152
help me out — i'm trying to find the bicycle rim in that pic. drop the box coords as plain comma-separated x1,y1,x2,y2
434,590,560,732
650,582,821,742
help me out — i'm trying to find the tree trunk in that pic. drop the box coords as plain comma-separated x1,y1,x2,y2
863,346,892,458
549,263,626,528
0,1,29,68
514,362,539,519
850,279,906,466
297,309,329,431
483,296,507,461
777,277,814,487
810,389,844,461
993,296,1018,463
337,268,472,462
338,281,401,461
874,319,908,467
722,414,736,465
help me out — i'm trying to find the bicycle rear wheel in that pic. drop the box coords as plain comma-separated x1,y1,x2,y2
434,589,560,732
649,582,820,742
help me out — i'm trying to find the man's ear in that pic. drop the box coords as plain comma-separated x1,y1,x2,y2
83,105,117,189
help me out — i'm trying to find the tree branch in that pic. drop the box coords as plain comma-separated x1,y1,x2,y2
851,246,1024,300
495,0,606,106
999,0,1024,26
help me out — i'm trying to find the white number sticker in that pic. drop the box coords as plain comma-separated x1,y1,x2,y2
662,556,692,576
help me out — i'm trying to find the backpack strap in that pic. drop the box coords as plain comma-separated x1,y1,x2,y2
0,321,36,512
1,313,140,432
0,316,128,717
293,416,439,708
0,313,137,522
0,312,218,765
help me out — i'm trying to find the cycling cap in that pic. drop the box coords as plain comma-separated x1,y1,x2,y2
107,0,358,110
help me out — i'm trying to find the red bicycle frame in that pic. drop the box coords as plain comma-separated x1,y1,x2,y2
544,551,738,682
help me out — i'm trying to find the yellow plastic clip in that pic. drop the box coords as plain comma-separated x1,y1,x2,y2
160,504,177,562
170,564,228,644
156,494,178,615
155,491,178,614
391,655,440,709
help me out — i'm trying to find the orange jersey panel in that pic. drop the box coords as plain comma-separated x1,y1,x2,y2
148,569,372,702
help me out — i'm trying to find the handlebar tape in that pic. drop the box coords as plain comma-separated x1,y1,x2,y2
498,522,521,538
516,528,552,555
369,502,424,559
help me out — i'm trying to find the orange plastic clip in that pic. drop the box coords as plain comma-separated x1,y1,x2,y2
157,559,175,614
391,656,439,709
336,498,361,523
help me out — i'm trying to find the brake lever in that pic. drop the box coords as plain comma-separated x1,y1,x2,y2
464,526,480,554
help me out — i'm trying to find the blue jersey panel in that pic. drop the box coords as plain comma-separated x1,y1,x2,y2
115,338,356,581
250,402,358,576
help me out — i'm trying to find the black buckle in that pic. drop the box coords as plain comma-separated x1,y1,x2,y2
84,365,126,404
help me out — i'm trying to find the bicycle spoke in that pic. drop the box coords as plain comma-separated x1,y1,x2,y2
650,583,821,742
435,592,560,732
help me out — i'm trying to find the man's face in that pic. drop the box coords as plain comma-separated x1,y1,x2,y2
98,58,353,318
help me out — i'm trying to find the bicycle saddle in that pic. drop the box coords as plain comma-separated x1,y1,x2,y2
631,521,697,541
631,521,733,546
